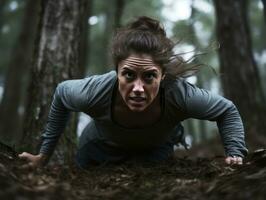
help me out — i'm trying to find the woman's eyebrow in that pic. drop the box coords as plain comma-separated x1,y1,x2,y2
120,66,135,71
143,69,159,73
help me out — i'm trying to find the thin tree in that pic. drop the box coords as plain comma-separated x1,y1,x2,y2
0,0,8,30
262,0,266,23
21,0,90,163
114,0,125,28
213,0,266,139
101,0,126,70
80,0,93,76
189,1,208,141
0,0,40,147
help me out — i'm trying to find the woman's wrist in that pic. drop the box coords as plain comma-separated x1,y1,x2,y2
38,153,50,165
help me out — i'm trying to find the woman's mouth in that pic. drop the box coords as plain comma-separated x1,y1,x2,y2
128,96,146,103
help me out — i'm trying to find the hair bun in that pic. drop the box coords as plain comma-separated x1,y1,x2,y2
128,16,166,36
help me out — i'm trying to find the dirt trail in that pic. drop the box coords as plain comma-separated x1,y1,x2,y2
0,143,265,200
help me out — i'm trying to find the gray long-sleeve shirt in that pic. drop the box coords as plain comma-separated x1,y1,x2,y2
40,71,248,157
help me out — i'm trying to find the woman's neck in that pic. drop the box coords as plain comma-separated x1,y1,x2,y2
113,91,162,128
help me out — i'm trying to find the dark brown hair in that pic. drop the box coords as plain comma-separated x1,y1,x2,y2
111,16,200,78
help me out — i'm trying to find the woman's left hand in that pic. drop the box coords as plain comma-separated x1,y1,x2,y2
225,156,243,165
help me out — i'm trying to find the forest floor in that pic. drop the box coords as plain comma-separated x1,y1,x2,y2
0,139,266,200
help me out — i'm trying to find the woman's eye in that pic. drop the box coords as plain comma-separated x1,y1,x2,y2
124,72,135,79
144,73,156,80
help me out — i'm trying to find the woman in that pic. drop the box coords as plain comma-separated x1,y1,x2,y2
19,16,248,169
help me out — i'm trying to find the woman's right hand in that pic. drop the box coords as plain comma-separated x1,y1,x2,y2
18,152,49,169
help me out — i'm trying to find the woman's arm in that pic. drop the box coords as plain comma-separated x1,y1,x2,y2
181,80,248,160
39,77,96,156
21,78,94,167
21,71,117,168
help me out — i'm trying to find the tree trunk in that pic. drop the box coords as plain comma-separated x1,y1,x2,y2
262,0,266,23
79,0,93,76
101,1,116,70
188,1,208,142
114,0,125,28
184,120,197,144
197,75,208,141
101,0,125,70
0,0,8,30
213,0,266,136
0,0,40,147
21,0,90,163
0,0,8,10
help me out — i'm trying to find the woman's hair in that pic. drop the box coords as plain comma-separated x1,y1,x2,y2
111,16,200,79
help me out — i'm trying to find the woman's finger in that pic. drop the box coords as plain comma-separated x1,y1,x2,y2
236,157,243,165
225,156,243,165
225,157,232,164
19,152,31,157
18,152,31,161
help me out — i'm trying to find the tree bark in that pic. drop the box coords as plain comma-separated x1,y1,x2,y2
0,0,40,147
21,0,90,163
213,0,266,136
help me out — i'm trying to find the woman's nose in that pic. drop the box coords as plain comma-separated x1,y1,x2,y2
132,79,144,93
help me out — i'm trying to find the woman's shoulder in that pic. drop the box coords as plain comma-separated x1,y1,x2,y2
163,78,189,108
163,77,207,98
55,71,117,113
85,70,117,83
163,77,208,110
163,77,190,96
59,71,117,92
56,71,117,110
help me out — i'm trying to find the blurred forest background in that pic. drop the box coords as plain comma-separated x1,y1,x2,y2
0,0,265,162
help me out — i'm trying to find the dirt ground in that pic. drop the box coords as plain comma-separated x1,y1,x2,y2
0,141,266,200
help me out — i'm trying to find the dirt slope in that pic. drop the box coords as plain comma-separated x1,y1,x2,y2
0,143,265,200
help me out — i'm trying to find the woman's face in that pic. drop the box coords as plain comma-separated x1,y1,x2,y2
117,54,164,112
